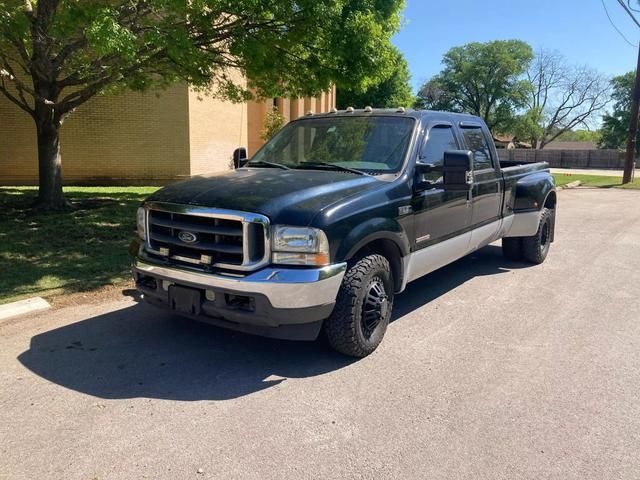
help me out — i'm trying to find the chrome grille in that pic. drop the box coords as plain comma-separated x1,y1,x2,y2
143,202,270,271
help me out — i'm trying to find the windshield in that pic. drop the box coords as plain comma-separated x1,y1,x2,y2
248,116,415,174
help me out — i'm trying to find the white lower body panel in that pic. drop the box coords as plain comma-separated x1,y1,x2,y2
405,231,472,284
402,218,506,290
503,210,541,237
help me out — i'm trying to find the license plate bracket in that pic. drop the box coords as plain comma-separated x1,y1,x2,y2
168,285,202,315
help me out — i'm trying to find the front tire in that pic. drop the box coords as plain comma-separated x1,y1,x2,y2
324,254,394,357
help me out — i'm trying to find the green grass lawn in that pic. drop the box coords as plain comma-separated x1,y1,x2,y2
0,186,159,305
552,173,640,189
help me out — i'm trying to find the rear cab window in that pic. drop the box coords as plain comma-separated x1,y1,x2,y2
460,126,494,171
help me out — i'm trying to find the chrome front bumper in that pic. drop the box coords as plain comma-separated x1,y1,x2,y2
133,257,347,309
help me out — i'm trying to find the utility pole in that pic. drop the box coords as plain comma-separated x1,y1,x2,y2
623,43,640,183
616,0,640,183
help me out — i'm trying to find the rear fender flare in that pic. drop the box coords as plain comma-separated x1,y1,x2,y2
505,188,557,238
513,173,555,211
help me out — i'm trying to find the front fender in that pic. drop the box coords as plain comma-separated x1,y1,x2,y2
335,217,410,262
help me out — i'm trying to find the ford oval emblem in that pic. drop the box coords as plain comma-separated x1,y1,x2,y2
178,231,198,244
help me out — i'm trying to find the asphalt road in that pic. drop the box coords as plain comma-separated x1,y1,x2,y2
1,189,639,480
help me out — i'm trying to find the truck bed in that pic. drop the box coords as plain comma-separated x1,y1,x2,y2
500,161,553,214
500,160,549,173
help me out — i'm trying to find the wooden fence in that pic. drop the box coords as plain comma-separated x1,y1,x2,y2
497,149,628,169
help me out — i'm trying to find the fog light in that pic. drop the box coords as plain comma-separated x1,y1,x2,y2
225,294,254,311
139,277,157,290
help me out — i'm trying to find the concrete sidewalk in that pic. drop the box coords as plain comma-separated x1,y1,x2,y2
550,167,633,177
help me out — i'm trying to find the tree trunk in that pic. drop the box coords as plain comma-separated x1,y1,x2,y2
34,109,67,210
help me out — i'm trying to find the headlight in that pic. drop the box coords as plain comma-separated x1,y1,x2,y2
136,207,147,240
272,225,329,266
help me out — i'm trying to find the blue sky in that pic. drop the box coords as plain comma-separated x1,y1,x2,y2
393,0,640,92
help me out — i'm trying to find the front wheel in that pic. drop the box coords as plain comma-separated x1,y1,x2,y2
324,254,394,357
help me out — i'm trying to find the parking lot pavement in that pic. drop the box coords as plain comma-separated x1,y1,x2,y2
1,189,639,480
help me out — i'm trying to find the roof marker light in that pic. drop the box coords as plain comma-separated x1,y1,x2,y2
346,106,354,113
306,110,314,116
396,107,406,113
364,106,373,112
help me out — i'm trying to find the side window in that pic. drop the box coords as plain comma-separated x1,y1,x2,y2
461,127,493,170
420,125,458,182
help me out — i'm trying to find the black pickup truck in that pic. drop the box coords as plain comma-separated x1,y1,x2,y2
131,108,556,357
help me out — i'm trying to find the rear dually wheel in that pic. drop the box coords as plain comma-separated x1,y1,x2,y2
521,207,553,264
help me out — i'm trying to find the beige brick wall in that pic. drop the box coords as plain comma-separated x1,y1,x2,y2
247,100,271,156
0,92,36,184
246,88,336,156
187,76,248,177
0,82,336,185
0,84,191,185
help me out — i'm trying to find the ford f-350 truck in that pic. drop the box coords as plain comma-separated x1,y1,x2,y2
131,109,556,357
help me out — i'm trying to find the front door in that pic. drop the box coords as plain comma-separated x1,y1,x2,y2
408,123,472,281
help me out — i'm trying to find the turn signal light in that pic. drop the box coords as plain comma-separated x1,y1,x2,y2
272,252,330,266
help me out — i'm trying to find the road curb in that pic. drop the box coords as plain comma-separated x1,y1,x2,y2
560,180,582,189
0,297,51,324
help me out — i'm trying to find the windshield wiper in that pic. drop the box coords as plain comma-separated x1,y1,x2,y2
247,160,291,170
298,161,369,176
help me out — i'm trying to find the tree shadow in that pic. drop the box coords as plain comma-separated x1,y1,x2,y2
17,244,528,401
0,186,156,302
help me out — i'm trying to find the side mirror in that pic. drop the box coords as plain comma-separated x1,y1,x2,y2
232,147,248,169
415,161,437,175
414,161,441,191
442,150,473,191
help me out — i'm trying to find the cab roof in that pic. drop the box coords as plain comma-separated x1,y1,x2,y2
297,107,484,125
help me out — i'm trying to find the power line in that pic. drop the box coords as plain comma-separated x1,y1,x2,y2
617,0,640,27
628,0,640,14
601,0,637,47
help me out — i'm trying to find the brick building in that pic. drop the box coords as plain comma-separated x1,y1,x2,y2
0,83,336,185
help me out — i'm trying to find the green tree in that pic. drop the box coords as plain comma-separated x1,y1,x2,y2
336,48,414,109
511,107,543,145
260,107,285,142
414,40,534,131
413,78,453,111
555,129,601,143
0,0,404,210
600,72,636,152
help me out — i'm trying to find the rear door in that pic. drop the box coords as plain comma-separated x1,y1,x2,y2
459,123,503,249
412,122,471,248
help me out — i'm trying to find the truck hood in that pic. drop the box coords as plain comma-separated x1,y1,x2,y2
146,167,382,225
